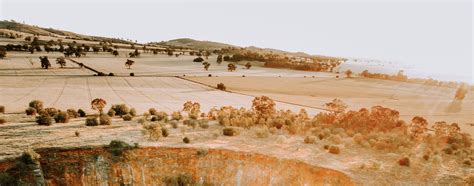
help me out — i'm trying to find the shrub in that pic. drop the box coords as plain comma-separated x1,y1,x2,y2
161,128,169,137
0,118,5,124
107,109,116,117
142,123,162,141
107,140,131,157
252,96,276,121
123,114,133,121
183,137,191,143
217,83,226,91
254,126,270,138
25,107,37,116
154,111,168,121
66,109,79,118
43,107,58,117
108,73,114,76
29,100,43,111
110,104,129,116
137,117,146,124
129,108,137,117
170,120,178,128
398,157,410,166
78,109,86,117
0,106,4,113
54,111,69,123
171,111,183,121
199,120,209,129
328,146,340,154
100,115,112,125
130,73,135,76
85,117,99,126
304,136,316,144
223,127,238,136
36,114,53,126
149,108,157,115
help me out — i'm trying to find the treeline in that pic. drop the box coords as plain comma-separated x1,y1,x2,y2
216,48,343,72
360,69,472,89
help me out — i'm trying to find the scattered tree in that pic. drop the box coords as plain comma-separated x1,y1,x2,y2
56,57,66,68
125,59,135,69
39,56,51,69
91,98,107,115
227,63,236,71
203,62,210,70
245,62,252,69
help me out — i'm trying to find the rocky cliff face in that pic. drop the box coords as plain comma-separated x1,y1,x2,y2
0,147,353,185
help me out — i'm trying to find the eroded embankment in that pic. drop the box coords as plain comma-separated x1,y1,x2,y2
0,147,353,185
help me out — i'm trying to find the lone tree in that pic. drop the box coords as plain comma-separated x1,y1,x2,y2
345,69,353,78
56,57,66,68
203,62,210,71
216,55,223,65
0,47,6,59
112,50,119,57
91,98,107,115
323,98,347,113
245,62,252,69
39,56,51,69
227,63,236,71
125,59,135,69
252,96,276,121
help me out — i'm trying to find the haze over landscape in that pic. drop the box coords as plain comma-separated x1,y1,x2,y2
1,0,472,82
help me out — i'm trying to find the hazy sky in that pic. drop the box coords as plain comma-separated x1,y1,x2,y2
1,0,472,82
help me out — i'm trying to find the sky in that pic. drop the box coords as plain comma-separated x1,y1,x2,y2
0,0,472,82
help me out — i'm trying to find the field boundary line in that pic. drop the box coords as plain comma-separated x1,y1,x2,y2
177,76,331,112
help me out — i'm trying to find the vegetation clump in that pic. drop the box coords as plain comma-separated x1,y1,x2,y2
36,112,53,126
25,107,37,116
183,137,191,143
0,106,4,113
29,100,44,111
54,111,69,123
99,115,112,125
223,127,239,136
85,116,99,126
107,140,132,157
142,123,162,141
122,114,133,121
77,109,86,117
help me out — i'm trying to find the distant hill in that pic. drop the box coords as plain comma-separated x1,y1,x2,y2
154,38,341,59
152,38,236,50
0,20,133,44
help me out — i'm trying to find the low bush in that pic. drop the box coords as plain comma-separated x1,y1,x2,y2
36,114,53,126
171,111,183,121
183,137,191,143
149,108,157,115
78,109,86,117
199,120,209,129
223,127,239,136
54,111,69,123
328,146,340,154
66,109,79,118
43,107,58,117
129,108,137,116
142,123,162,141
304,136,316,144
100,115,112,125
25,107,37,116
130,73,135,76
107,140,132,157
85,117,99,126
153,111,168,121
0,118,5,124
0,106,4,113
29,100,43,111
110,104,129,116
254,126,270,138
123,114,133,121
107,109,116,117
